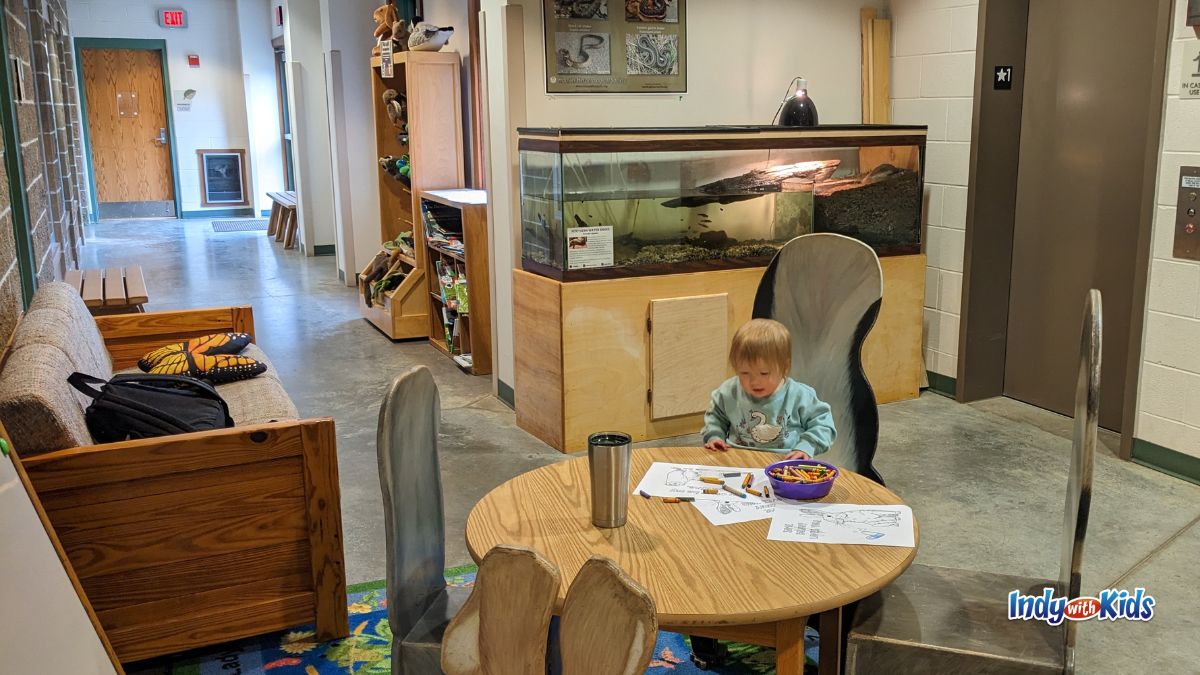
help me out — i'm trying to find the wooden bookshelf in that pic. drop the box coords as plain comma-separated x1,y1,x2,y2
420,189,492,375
358,51,465,340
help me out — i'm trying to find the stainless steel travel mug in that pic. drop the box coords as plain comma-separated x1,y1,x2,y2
587,432,632,528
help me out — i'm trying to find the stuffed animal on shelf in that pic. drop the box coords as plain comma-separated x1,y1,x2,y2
382,88,406,126
373,0,399,40
408,22,454,51
392,19,411,50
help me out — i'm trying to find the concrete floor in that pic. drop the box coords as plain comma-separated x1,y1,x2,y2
84,218,1199,674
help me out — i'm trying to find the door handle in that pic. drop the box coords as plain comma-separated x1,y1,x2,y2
154,128,167,145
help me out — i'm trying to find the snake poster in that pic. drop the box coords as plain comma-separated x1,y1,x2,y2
544,0,687,93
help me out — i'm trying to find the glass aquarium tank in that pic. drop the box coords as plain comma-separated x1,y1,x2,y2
518,126,926,279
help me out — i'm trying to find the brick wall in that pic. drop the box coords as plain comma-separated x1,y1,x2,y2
888,0,980,379
0,0,84,342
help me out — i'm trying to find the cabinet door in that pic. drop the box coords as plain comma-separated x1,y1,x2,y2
649,294,729,420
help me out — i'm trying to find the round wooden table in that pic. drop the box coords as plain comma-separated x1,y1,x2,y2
465,447,918,674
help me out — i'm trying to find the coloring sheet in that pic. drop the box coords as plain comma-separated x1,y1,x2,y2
633,462,770,503
691,498,776,526
767,503,916,548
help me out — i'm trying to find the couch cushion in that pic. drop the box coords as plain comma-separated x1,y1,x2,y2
12,309,114,392
24,281,113,378
0,342,92,455
117,344,298,426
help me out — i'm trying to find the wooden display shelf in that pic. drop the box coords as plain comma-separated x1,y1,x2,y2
420,189,491,376
359,50,464,341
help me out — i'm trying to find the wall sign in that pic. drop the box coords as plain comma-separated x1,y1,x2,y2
159,8,187,28
542,0,687,94
198,149,249,207
1181,42,1200,98
994,65,1013,90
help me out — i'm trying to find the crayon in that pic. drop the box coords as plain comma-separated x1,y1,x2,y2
763,485,771,498
722,472,741,477
741,473,753,489
639,489,651,499
703,488,719,494
699,476,723,484
746,487,763,497
662,497,682,503
678,497,695,502
722,483,746,498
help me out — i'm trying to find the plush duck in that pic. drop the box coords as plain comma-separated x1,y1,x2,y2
408,22,454,51
747,411,783,444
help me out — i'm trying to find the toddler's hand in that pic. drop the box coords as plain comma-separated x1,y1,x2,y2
784,450,811,460
705,438,729,451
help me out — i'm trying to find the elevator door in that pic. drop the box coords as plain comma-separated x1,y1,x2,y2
1004,0,1164,431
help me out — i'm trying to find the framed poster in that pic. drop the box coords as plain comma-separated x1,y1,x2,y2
544,0,687,94
197,149,249,207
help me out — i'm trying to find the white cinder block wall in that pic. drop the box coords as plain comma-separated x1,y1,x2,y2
1135,0,1200,456
887,0,979,379
68,0,255,215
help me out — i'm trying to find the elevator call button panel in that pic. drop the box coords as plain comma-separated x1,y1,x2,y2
1176,166,1200,261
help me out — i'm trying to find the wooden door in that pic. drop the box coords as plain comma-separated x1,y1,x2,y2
648,294,728,419
81,48,174,218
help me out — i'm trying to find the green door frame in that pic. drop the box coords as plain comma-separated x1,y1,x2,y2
74,37,183,221
0,7,38,304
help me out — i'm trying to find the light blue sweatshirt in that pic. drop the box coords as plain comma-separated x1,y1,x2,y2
702,376,836,455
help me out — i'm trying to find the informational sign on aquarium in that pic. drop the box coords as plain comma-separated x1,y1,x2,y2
542,0,687,94
566,225,614,269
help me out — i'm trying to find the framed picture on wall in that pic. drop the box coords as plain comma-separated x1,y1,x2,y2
542,0,688,94
197,149,249,206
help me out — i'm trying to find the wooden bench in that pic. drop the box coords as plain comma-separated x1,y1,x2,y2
266,191,299,250
64,266,149,315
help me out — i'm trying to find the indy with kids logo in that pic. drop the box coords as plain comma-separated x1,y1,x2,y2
1008,587,1156,626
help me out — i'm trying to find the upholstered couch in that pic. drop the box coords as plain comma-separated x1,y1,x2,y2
0,282,347,662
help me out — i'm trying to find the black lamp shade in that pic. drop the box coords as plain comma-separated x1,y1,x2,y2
779,93,819,127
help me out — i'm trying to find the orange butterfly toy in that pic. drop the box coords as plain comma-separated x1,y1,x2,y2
138,332,266,384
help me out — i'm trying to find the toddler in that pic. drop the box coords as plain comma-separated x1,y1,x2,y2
702,318,835,459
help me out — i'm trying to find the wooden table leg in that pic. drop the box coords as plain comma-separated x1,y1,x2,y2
775,616,808,675
818,606,843,675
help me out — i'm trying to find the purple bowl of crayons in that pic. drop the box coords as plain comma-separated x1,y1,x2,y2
765,459,838,500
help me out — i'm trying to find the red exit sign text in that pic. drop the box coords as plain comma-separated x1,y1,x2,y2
159,9,187,28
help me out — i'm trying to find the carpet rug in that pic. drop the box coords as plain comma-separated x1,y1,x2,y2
167,565,817,674
212,219,269,232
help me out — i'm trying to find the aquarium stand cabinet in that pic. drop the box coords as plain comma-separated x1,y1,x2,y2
359,51,465,340
420,189,492,376
512,125,929,453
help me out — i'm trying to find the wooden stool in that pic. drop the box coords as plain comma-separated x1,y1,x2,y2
64,266,149,315
266,191,298,250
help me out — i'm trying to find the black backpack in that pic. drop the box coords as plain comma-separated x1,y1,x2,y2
68,372,235,443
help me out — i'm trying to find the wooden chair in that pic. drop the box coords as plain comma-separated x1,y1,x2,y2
846,290,1102,674
441,545,562,675
753,233,886,483
560,556,658,675
377,365,473,673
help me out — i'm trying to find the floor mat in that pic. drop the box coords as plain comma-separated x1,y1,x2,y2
163,566,816,674
211,219,268,232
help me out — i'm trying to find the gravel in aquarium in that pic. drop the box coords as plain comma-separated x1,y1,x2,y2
617,240,782,266
814,168,921,248
621,243,717,265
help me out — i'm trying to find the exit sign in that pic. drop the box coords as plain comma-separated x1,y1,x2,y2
159,8,187,28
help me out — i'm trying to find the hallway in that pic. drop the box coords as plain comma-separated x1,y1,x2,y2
86,218,1200,673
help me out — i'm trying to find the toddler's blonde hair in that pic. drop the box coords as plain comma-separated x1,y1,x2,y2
729,319,792,374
